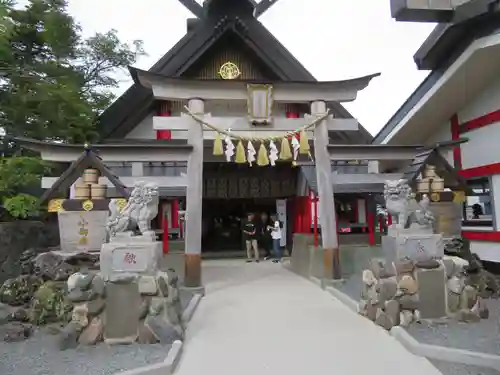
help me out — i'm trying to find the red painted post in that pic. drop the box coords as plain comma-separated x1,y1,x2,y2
171,199,179,229
313,194,319,247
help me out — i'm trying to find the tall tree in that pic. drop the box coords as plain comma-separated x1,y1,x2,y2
0,0,146,219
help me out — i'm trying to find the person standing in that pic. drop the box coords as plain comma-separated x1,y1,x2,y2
242,212,259,263
258,212,272,260
270,215,282,263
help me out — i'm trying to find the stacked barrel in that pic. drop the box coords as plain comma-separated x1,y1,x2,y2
74,169,107,200
415,165,461,238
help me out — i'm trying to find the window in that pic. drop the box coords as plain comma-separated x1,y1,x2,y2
143,162,187,177
106,162,132,177
462,177,493,228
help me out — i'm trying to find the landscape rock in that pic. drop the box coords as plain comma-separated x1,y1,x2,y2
384,299,400,326
362,270,377,286
57,321,84,350
375,308,394,330
447,276,465,295
447,290,461,313
144,315,182,343
74,273,95,291
397,293,419,310
138,276,158,295
157,275,169,297
86,298,105,318
9,307,29,322
415,258,440,269
357,300,368,316
393,259,414,277
90,275,105,297
34,252,75,281
0,275,43,306
66,288,97,303
375,278,398,303
369,259,395,279
366,302,378,321
413,309,421,322
29,281,72,325
0,302,11,324
460,285,478,310
78,316,103,345
137,323,158,344
139,297,151,319
397,275,418,295
71,304,89,328
456,309,480,323
399,310,413,327
3,322,32,342
441,258,455,278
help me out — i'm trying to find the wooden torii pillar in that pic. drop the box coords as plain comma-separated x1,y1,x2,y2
310,101,341,279
184,98,205,289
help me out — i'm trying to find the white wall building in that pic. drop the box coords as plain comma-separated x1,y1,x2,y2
375,4,500,262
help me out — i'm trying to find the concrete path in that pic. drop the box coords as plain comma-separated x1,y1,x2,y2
175,260,442,375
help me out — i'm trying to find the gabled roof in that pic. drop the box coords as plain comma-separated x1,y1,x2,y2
38,146,130,204
401,148,467,188
98,7,373,143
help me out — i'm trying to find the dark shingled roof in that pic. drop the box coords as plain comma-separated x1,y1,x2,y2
38,146,130,204
97,1,373,144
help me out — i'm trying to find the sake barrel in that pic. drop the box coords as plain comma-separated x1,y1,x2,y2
430,177,445,192
83,168,99,184
424,165,437,179
416,178,430,193
74,183,90,200
90,184,107,199
430,201,462,238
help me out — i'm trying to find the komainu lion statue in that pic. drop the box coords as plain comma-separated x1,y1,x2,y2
383,179,435,229
107,181,159,237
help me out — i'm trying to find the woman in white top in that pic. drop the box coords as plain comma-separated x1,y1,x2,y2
268,215,282,263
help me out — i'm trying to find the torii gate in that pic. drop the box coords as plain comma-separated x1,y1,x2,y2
131,67,380,288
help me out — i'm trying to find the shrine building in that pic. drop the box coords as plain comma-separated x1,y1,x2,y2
15,0,468,286
378,0,500,263
18,0,385,249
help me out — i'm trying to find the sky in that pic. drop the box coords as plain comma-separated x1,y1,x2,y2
64,0,436,136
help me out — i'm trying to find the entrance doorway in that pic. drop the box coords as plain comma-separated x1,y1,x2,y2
202,198,277,252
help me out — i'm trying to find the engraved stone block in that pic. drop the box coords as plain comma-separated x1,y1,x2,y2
383,232,444,263
58,211,108,252
100,239,162,282
415,266,447,319
104,281,141,344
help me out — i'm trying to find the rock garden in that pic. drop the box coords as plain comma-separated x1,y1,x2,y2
0,248,192,375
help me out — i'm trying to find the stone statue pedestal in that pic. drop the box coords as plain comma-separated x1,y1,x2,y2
382,225,444,263
100,232,162,282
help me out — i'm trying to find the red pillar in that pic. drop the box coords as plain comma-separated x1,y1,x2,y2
171,199,179,229
313,194,319,247
303,192,313,233
366,199,375,246
163,211,169,254
387,215,392,226
157,103,172,140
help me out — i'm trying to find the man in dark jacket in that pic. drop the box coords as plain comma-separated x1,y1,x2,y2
242,212,259,262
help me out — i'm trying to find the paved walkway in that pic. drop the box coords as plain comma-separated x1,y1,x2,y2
175,260,443,375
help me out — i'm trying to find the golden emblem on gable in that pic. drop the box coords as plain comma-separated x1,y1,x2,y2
218,62,241,80
48,199,65,213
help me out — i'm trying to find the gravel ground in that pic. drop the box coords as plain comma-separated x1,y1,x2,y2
405,298,500,355
336,270,500,356
0,290,195,375
429,359,500,375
